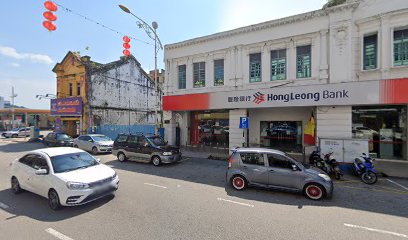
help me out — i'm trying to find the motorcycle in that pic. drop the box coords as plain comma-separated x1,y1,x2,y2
353,153,377,184
309,148,342,180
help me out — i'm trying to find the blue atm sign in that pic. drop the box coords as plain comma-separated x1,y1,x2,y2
239,117,249,129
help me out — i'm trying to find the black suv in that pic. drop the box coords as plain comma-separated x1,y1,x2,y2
112,133,181,166
43,132,74,147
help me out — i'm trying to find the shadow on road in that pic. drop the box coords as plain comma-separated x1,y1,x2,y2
0,142,44,153
105,157,408,218
0,188,115,222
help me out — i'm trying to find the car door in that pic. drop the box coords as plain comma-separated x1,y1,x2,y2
14,155,36,192
81,136,93,151
267,153,303,191
137,136,152,160
238,152,269,185
46,133,56,146
27,154,51,197
126,136,140,159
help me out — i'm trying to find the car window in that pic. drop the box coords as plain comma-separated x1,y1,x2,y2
138,136,147,146
240,153,265,166
116,135,128,143
57,134,71,140
78,136,85,141
267,154,292,169
19,154,35,167
32,155,49,170
82,136,91,142
51,152,98,173
47,133,55,140
92,135,111,142
128,136,138,144
147,136,166,146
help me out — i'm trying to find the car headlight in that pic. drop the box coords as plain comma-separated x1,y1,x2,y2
66,181,89,190
162,152,172,156
318,173,331,182
112,172,118,180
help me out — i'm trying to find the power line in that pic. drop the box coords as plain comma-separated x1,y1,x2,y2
54,2,154,46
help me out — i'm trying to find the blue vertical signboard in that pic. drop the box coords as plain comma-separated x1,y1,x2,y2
239,117,249,129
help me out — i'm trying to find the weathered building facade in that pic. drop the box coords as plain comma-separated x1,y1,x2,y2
52,52,158,137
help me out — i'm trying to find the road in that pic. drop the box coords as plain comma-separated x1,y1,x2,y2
0,140,407,240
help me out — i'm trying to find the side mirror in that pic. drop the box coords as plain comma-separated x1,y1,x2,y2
144,142,150,147
291,164,299,171
96,158,101,163
35,168,48,175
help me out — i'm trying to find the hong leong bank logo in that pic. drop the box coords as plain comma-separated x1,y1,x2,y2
253,92,265,104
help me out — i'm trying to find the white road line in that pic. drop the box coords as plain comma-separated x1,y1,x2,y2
217,198,254,208
45,228,74,240
0,202,9,209
143,183,167,189
387,179,408,191
344,224,408,239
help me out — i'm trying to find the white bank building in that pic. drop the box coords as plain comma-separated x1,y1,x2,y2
163,0,408,177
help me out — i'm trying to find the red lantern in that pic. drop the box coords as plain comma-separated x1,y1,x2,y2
123,36,131,43
123,43,131,49
43,21,56,31
123,49,130,56
43,11,57,21
44,1,58,11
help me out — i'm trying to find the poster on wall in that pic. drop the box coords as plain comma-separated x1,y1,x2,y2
320,139,344,162
50,97,82,116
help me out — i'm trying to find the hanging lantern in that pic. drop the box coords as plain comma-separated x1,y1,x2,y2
123,43,131,49
123,49,130,57
43,11,57,21
44,1,58,11
123,36,130,43
43,21,57,31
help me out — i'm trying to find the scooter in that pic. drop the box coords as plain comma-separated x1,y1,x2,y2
323,152,343,180
353,153,377,184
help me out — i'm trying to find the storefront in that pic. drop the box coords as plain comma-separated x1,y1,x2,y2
190,111,229,147
50,97,83,137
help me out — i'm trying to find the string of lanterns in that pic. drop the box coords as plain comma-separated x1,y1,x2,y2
43,1,58,31
123,36,131,57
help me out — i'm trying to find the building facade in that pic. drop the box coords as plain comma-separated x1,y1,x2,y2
0,108,53,130
52,52,158,137
163,0,408,176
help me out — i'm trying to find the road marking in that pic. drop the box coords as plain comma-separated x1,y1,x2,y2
144,183,167,189
45,228,74,240
339,185,408,195
217,198,254,208
0,202,9,209
344,224,408,239
387,179,408,191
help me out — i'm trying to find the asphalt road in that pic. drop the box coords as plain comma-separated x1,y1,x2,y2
0,140,407,240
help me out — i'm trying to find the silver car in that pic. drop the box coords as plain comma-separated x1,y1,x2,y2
73,134,114,155
226,148,333,200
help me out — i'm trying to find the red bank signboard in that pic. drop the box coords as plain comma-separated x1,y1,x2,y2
50,97,83,116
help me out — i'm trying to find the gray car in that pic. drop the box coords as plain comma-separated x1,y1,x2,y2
226,148,333,200
73,134,114,155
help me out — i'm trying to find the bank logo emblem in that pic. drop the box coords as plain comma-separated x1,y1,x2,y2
253,92,265,104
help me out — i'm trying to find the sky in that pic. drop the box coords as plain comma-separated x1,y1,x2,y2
0,0,327,109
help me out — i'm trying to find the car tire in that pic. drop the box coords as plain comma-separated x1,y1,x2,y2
152,156,161,167
11,177,22,194
117,152,127,162
48,189,61,211
304,183,325,200
231,175,247,190
92,147,98,155
12,134,18,138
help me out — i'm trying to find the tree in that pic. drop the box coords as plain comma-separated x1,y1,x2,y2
324,0,347,8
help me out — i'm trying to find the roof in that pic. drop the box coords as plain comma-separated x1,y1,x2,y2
233,148,286,154
32,147,85,157
0,108,50,114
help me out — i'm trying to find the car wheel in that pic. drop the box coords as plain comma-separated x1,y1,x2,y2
117,152,127,162
92,147,98,155
12,134,18,138
11,177,22,194
304,183,325,200
48,189,61,210
152,156,161,167
231,175,247,190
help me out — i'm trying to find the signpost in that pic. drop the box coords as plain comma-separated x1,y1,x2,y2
239,117,249,129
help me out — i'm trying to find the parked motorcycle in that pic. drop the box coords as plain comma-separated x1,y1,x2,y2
353,153,377,184
309,148,342,180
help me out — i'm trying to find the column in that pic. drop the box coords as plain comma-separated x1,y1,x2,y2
319,29,329,82
287,40,296,80
186,58,193,89
163,111,176,145
229,109,248,153
262,44,270,82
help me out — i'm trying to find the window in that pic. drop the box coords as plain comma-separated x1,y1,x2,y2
51,152,98,174
137,136,146,146
240,153,265,166
249,53,262,82
394,29,408,66
46,133,56,140
267,154,292,169
363,34,378,70
178,65,186,89
116,135,128,143
77,82,81,96
78,136,86,141
193,62,205,88
19,155,35,166
260,121,303,153
127,136,138,145
32,156,48,170
69,83,73,96
214,59,224,86
296,45,311,78
271,49,286,80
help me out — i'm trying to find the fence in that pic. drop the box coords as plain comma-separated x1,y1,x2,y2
92,124,164,140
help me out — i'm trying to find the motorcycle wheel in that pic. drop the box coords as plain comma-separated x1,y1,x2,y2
361,171,377,185
334,167,342,180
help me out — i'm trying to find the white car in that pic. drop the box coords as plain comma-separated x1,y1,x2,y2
73,134,114,155
2,127,30,138
9,147,119,210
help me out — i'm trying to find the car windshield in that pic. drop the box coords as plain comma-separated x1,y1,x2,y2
147,136,166,146
51,152,98,173
57,134,71,140
92,135,112,142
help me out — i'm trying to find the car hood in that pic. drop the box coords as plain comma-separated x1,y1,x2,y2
304,167,325,175
96,141,114,145
55,164,115,183
157,145,180,152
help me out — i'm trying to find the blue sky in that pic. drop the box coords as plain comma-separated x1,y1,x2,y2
0,0,327,109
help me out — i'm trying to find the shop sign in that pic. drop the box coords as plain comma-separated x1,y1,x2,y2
50,97,82,116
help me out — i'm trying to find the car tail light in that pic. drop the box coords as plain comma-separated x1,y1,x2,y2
228,155,233,168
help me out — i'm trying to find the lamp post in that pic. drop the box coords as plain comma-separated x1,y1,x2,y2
118,4,163,135
10,86,17,128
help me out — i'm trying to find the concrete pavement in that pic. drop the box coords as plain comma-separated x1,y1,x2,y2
0,141,407,240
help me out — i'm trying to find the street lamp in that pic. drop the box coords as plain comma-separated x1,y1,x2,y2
118,4,163,135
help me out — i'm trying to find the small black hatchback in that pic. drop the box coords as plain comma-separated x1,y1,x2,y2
112,133,182,166
43,132,74,147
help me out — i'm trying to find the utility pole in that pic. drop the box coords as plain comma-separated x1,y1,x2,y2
153,21,159,135
10,86,17,128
